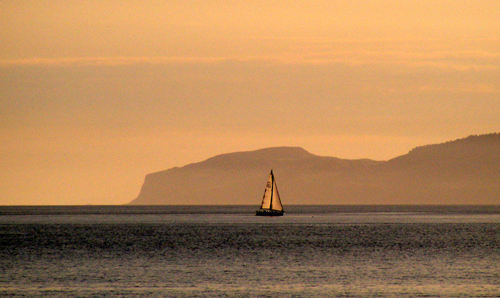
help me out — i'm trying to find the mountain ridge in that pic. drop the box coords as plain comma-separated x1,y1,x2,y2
130,133,500,205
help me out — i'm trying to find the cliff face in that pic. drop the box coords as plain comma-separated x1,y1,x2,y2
129,134,500,205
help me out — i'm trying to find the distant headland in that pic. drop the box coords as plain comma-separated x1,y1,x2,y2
129,133,500,205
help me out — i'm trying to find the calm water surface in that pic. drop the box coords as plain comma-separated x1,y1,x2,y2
1,205,499,297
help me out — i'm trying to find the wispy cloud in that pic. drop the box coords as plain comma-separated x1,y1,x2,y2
3,38,499,71
0,56,230,67
266,38,500,70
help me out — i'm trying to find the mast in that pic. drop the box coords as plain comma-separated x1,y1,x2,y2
269,170,274,210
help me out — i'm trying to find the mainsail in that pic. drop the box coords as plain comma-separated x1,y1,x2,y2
256,170,284,216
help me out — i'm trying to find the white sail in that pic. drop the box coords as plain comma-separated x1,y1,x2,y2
259,170,283,211
260,173,273,209
270,179,283,211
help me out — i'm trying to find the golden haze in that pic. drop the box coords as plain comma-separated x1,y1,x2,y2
1,1,499,205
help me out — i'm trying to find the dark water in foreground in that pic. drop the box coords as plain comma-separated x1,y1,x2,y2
1,205,499,297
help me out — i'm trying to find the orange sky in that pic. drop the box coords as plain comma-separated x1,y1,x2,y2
1,1,499,205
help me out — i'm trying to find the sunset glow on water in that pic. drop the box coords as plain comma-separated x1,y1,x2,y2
1,206,498,297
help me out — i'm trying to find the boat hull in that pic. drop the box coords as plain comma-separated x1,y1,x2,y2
255,209,284,216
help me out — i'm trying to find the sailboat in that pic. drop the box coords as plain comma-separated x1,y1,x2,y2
256,170,285,216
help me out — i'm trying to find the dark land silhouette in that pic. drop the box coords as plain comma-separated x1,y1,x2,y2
129,133,500,205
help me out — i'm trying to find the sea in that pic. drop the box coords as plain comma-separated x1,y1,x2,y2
0,205,499,297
